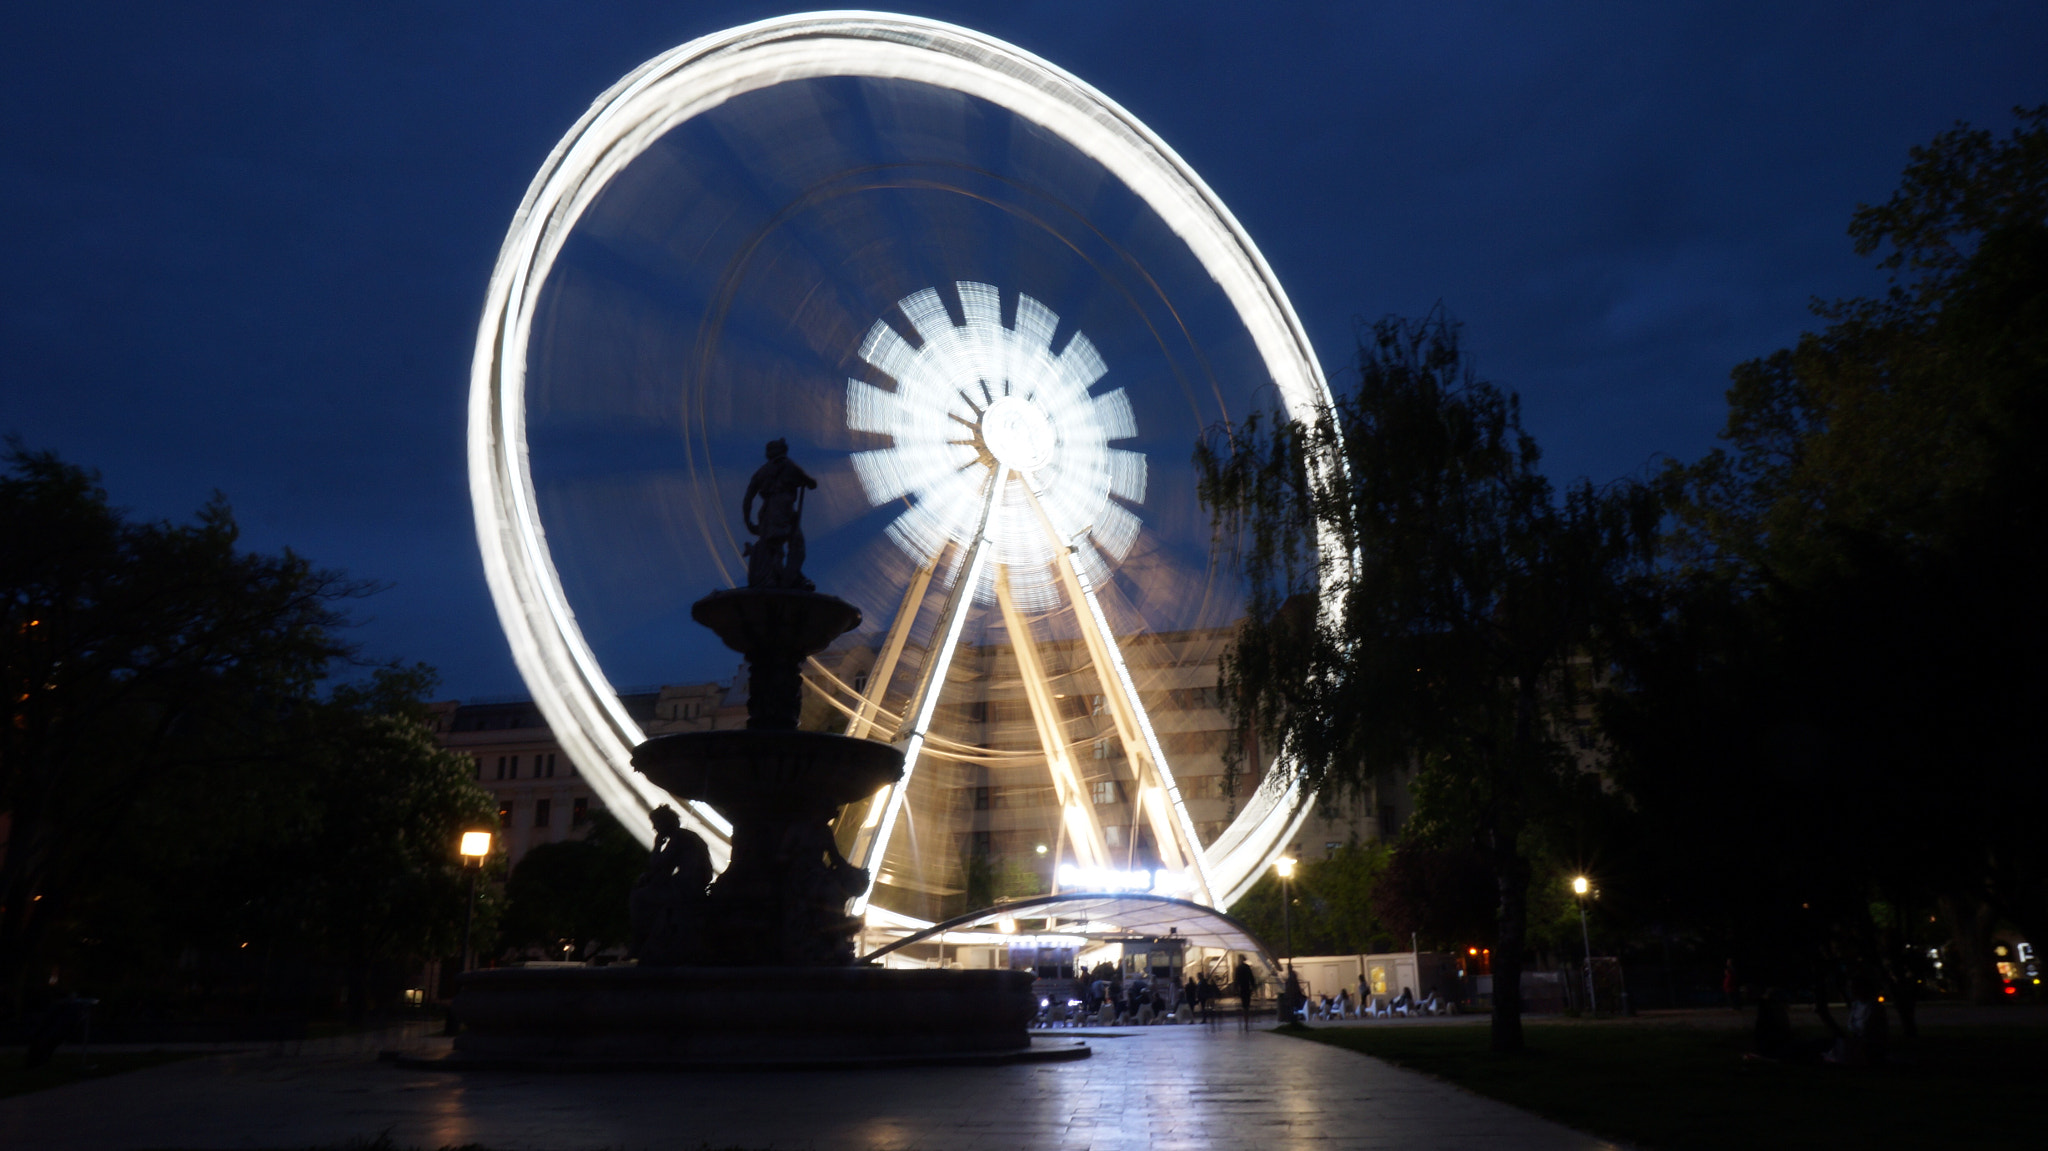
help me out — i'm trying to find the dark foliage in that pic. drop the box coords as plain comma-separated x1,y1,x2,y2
1195,313,1662,1051
499,811,644,959
1,446,497,1022
1603,106,2048,1012
1369,843,1497,950
1230,841,1393,958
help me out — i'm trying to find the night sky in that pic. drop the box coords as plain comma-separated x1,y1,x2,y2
5,2,2043,700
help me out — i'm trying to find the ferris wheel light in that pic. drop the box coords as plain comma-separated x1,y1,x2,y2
1055,864,1191,894
470,12,1337,913
848,282,1145,613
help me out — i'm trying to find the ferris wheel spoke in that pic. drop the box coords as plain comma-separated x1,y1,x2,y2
994,565,1112,875
1018,477,1214,904
850,468,1006,914
840,557,935,863
848,560,934,744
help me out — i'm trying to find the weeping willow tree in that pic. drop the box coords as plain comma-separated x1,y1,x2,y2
1194,313,1662,1052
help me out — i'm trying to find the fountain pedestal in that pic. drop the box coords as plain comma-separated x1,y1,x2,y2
434,577,1078,1068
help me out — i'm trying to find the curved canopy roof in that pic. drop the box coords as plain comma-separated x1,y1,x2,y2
863,893,1280,972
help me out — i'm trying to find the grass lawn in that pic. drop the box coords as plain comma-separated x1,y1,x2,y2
0,1049,203,1099
1282,1017,2048,1150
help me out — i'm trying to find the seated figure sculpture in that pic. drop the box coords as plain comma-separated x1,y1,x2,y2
776,818,870,966
628,806,712,966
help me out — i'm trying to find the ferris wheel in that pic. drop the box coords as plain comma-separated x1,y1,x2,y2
470,13,1339,924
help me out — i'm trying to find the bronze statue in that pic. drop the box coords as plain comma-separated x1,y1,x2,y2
776,819,871,966
741,439,818,590
628,805,712,966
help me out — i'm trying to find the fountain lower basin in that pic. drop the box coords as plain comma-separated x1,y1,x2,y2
439,965,1069,1068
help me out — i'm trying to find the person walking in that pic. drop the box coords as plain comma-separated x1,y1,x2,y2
1281,966,1305,1023
1233,955,1257,1032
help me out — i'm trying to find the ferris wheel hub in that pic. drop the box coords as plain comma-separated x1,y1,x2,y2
979,395,1057,473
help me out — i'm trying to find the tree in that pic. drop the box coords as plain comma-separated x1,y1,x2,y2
1195,314,1661,1051
2,446,500,1023
0,445,360,1010
499,811,645,960
1230,841,1393,959
1609,105,2048,1011
1368,843,1496,953
294,668,501,1021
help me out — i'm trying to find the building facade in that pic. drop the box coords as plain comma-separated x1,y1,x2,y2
435,628,1389,908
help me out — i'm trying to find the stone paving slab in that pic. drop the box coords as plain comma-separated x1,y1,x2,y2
2,1021,1620,1150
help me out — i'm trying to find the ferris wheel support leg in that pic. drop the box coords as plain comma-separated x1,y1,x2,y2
996,566,1112,872
849,561,935,742
851,471,1006,916
1019,482,1215,905
840,561,936,861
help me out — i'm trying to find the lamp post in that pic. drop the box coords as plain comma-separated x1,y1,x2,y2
444,830,492,1036
459,831,492,974
1572,875,1596,1014
1275,856,1296,970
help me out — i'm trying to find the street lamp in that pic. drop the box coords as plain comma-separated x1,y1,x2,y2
1571,875,1596,1014
444,830,492,1036
1275,856,1297,971
459,831,492,974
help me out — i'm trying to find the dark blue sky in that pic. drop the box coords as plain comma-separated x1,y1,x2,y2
5,2,2043,699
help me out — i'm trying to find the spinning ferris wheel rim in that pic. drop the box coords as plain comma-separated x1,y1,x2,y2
469,10,1335,908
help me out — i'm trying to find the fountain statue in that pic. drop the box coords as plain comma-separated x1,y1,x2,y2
431,443,1078,1068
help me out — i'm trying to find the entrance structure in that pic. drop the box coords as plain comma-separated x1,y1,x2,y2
864,893,1280,987
469,14,1342,942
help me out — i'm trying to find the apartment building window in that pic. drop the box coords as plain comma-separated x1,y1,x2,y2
971,830,992,857
540,753,556,779
534,799,552,829
498,801,513,828
852,670,869,693
494,756,506,781
571,797,589,828
506,756,519,780
1090,779,1120,806
1092,738,1112,760
973,786,991,811
473,757,483,780
1325,841,1341,859
1103,825,1123,847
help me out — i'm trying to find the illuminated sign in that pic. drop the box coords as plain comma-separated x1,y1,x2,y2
1056,865,1194,895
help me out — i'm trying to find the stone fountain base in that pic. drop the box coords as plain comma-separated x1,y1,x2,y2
398,965,1085,1069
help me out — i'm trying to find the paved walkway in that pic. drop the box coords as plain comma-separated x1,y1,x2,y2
2,1021,1618,1150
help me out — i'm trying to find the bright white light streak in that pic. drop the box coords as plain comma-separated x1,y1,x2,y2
849,282,1135,614
1054,865,1194,894
1066,538,1216,902
851,469,1005,915
471,11,1337,901
1018,475,1215,904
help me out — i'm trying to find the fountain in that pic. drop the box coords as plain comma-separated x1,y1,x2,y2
428,442,1083,1068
